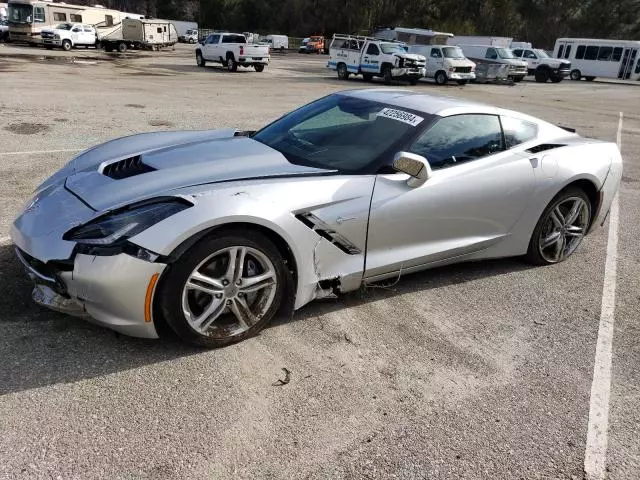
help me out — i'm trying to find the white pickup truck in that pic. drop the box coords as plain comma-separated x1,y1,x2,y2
328,34,426,84
40,23,97,51
511,47,571,83
196,32,270,72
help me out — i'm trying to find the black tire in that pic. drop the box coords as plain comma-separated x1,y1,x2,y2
157,230,290,348
362,73,373,82
456,79,468,85
434,70,448,85
61,39,72,51
104,43,113,52
525,187,591,266
535,68,550,83
189,38,195,44
550,76,563,83
513,76,524,83
382,65,393,84
408,78,419,86
227,55,237,72
196,50,205,67
254,64,264,72
585,76,596,81
337,62,349,80
117,42,127,53
570,69,581,81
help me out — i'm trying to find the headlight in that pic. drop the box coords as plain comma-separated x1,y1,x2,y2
64,198,192,245
54,34,60,39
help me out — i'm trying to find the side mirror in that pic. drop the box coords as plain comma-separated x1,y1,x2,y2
392,151,431,188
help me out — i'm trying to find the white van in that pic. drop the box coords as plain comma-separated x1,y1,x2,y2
265,34,288,51
408,44,475,84
458,45,528,82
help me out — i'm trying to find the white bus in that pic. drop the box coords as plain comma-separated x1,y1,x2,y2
554,38,640,81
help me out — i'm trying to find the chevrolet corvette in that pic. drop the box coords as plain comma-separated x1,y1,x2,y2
11,90,623,346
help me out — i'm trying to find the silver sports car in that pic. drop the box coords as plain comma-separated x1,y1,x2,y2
11,90,622,347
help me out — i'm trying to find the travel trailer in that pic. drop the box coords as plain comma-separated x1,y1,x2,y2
6,0,127,45
554,38,640,81
101,18,177,52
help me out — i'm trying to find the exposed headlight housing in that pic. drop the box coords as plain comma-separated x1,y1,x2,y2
54,34,60,39
64,197,192,246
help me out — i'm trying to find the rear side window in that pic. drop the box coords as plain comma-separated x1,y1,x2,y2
53,12,66,21
598,46,613,61
222,34,246,43
501,117,538,149
557,45,564,58
613,47,622,61
70,14,82,22
410,114,504,170
564,45,571,58
584,46,599,60
576,45,585,59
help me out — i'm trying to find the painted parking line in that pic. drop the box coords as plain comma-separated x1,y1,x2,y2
583,112,623,480
0,148,84,156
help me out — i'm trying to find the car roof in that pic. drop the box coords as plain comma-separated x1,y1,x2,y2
340,89,500,117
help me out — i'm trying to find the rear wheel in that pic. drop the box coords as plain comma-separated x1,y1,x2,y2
570,69,581,81
456,79,468,85
117,42,127,53
434,70,448,85
158,231,289,348
254,64,264,72
337,62,349,80
227,55,237,72
525,188,591,265
513,76,524,83
535,68,550,83
61,39,72,51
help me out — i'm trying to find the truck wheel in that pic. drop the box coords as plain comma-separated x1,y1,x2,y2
227,55,238,72
362,73,373,82
535,68,550,83
196,51,205,67
337,63,349,80
513,76,524,83
570,69,581,81
254,64,264,72
383,65,393,84
117,42,127,53
104,43,113,52
434,70,448,85
61,39,72,51
585,76,596,81
456,80,468,85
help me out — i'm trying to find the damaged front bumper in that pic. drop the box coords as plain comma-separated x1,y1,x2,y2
392,67,426,78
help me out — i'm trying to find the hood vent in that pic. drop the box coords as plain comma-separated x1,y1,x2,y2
102,156,156,180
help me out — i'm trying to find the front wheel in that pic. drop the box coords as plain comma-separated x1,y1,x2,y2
157,231,289,347
254,64,264,72
434,70,448,85
513,76,524,83
196,51,205,67
525,188,591,265
570,69,581,81
456,79,468,85
61,39,72,51
117,42,127,53
382,65,393,84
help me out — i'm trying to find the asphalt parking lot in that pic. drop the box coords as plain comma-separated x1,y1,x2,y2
0,43,638,479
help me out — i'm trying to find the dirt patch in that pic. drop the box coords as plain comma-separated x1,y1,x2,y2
4,123,50,135
125,104,146,109
148,119,174,127
621,175,638,184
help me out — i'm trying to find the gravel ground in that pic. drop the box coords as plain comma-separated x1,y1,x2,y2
0,43,638,479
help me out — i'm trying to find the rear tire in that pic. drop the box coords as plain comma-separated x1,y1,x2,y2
337,62,349,80
227,55,237,72
61,39,72,51
570,69,581,81
117,42,127,53
157,230,290,348
254,64,264,72
525,187,591,266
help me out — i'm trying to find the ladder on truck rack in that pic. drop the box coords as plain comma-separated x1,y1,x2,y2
330,33,406,50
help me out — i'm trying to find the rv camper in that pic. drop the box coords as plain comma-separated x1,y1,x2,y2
6,0,125,45
373,27,453,46
101,18,177,52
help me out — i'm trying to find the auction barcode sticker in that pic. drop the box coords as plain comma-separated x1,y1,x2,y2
377,108,424,126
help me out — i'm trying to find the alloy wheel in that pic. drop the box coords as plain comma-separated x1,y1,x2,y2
538,196,589,263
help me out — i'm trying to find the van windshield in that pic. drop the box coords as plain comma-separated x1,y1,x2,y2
496,48,516,59
380,43,406,54
442,46,465,58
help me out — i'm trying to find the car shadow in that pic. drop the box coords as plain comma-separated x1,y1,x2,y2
0,242,532,395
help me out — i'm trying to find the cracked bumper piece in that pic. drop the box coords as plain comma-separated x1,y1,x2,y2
392,67,426,78
22,251,165,339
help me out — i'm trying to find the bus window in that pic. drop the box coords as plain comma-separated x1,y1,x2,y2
564,45,571,58
636,58,640,74
598,46,613,61
613,47,622,62
558,45,564,58
584,46,599,60
53,12,67,21
576,45,585,59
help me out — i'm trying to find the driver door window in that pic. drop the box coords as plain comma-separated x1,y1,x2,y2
430,48,442,58
485,48,498,60
366,43,379,56
409,114,504,170
524,50,537,59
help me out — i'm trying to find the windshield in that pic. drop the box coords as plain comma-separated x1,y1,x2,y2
7,3,32,25
253,94,432,172
535,49,550,58
496,48,516,59
55,23,72,30
442,46,465,58
380,43,406,54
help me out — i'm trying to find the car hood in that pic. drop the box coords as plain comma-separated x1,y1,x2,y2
47,129,333,212
41,28,67,35
396,53,425,62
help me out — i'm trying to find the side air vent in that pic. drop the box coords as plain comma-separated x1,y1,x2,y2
526,144,566,154
102,156,156,180
234,130,255,137
295,212,361,255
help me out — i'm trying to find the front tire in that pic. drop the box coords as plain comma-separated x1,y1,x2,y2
117,42,127,53
158,230,289,348
382,65,393,84
61,39,72,51
254,64,264,72
570,69,581,81
525,187,591,265
434,70,448,85
196,50,205,67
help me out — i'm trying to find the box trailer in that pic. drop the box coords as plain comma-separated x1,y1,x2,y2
449,36,513,48
101,18,177,52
